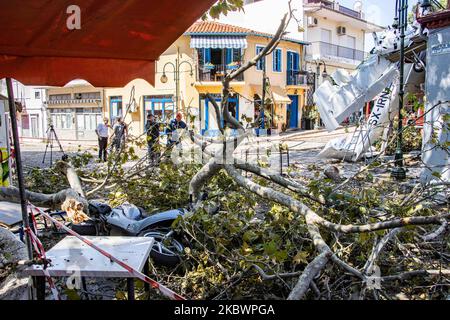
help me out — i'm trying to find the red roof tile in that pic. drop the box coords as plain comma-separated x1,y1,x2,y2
185,20,310,45
186,21,253,34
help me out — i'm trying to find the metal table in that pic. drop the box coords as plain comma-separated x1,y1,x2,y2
22,236,154,300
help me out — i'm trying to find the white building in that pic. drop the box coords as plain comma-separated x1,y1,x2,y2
0,79,48,140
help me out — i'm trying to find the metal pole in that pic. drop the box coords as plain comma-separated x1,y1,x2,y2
175,57,179,114
6,78,34,299
391,0,407,180
261,61,266,130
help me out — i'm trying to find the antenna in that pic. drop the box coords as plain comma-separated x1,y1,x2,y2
353,0,363,12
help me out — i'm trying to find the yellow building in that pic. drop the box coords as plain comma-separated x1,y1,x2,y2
104,21,310,137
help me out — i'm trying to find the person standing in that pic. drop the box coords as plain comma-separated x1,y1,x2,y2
111,116,128,152
95,117,110,162
166,112,187,147
145,113,160,163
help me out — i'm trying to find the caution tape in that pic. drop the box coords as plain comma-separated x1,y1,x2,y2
25,208,61,300
27,202,186,300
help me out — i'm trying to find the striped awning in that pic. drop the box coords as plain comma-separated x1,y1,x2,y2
190,36,248,49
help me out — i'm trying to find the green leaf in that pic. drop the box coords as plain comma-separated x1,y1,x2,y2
263,240,277,256
293,251,309,265
64,288,81,300
115,291,127,300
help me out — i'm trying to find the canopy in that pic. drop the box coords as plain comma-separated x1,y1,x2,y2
190,36,248,49
251,85,292,105
0,0,216,87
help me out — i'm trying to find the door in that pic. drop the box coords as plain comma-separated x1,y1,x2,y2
321,28,332,43
204,96,222,136
287,95,298,128
30,116,39,138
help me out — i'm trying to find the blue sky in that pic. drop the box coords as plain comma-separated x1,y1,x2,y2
338,0,397,27
337,0,418,50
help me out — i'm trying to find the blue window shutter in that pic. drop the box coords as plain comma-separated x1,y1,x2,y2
294,52,299,71
287,52,292,71
226,49,232,64
274,49,281,72
273,50,276,72
278,49,282,72
205,48,211,64
256,46,265,71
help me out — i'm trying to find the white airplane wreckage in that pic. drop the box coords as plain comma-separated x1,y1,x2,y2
313,6,449,184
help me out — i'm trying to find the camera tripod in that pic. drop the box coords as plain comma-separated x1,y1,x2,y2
42,125,67,166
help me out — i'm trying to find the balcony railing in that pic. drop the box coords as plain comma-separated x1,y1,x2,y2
338,5,361,19
197,64,244,82
47,98,102,105
304,0,362,19
286,71,309,86
308,41,366,62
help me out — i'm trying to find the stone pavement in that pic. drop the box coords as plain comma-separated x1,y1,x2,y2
18,126,355,171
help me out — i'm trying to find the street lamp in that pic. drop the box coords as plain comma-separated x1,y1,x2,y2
310,59,329,92
391,0,408,180
160,55,194,114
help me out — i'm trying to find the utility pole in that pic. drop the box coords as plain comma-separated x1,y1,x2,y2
6,78,34,299
391,0,407,180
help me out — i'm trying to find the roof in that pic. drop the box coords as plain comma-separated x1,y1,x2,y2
185,21,310,46
0,0,217,87
417,9,450,29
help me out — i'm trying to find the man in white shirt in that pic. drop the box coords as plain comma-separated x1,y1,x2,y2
95,117,110,162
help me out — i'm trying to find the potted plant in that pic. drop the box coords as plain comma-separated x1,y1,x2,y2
309,106,321,129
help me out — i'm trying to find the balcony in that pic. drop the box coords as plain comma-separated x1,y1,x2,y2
308,41,367,62
47,98,102,105
197,64,244,82
304,0,362,19
286,71,309,86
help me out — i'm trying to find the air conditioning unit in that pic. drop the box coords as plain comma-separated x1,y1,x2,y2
337,26,347,35
307,17,318,27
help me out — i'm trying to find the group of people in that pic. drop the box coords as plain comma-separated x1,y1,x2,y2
95,116,128,162
95,113,187,163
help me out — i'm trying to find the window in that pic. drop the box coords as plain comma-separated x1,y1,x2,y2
347,35,356,49
256,46,265,71
321,28,332,43
49,94,71,101
21,115,30,129
79,92,101,99
109,96,123,122
273,48,282,72
34,91,40,99
51,113,73,129
143,96,174,121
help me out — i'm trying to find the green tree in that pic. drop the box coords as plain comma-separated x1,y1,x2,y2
204,0,244,19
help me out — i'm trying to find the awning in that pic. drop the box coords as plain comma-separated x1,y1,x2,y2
190,36,248,49
0,0,216,87
272,91,292,104
251,85,292,105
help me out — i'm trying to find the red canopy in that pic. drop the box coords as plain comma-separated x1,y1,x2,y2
0,0,215,87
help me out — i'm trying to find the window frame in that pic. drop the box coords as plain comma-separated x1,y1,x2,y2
272,48,282,73
255,45,266,71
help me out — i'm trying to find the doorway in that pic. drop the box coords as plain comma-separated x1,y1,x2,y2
30,115,39,138
287,95,299,129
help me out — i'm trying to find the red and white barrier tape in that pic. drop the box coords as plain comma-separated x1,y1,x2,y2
27,202,186,300
25,208,61,300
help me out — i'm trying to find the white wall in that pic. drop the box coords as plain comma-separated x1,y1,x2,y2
219,0,304,41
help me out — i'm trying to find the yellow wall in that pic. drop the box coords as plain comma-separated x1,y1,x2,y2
101,34,308,134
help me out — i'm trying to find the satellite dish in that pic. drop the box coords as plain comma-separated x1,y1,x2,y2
354,0,363,12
